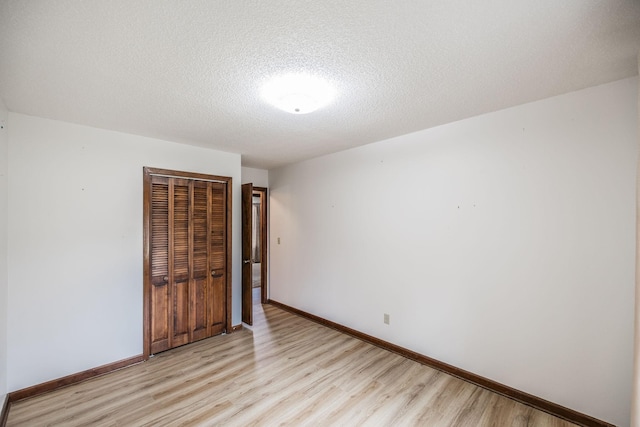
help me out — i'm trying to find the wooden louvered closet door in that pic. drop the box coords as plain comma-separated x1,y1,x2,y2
147,172,228,355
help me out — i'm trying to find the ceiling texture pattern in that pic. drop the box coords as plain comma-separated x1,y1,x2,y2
1,1,639,169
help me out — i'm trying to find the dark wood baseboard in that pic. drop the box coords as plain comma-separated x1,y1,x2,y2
0,394,9,427
267,299,613,427
229,324,244,333
7,354,144,404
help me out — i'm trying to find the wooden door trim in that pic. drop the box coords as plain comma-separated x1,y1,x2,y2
144,167,231,183
143,170,151,358
224,178,233,335
5,355,144,404
143,167,233,359
241,183,253,325
253,187,268,304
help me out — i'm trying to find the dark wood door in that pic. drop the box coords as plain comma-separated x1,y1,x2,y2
241,183,253,325
145,169,229,355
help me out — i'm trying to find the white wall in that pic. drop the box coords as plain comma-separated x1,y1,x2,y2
241,166,269,188
0,98,8,405
7,113,242,392
269,77,638,427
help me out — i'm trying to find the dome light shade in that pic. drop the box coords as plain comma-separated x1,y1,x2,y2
261,73,335,114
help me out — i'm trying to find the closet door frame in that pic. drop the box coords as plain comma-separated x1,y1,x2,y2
143,167,233,359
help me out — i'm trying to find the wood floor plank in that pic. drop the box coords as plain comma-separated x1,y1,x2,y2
7,289,578,426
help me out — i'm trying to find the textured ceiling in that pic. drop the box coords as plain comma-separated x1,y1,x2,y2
1,1,639,169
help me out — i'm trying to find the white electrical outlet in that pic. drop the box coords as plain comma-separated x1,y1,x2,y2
384,313,390,325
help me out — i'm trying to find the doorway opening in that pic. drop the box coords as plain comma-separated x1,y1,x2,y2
242,185,268,325
252,187,268,305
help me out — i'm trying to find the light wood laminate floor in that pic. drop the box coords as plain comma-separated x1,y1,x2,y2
8,289,577,426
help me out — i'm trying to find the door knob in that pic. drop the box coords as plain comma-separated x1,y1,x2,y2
243,259,251,264
211,270,216,276
162,276,168,282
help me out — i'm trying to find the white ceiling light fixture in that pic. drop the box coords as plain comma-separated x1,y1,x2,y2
261,73,336,114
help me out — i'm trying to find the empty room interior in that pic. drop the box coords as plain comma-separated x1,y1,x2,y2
1,1,640,426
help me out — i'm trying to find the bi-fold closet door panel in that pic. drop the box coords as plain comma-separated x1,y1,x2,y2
149,175,227,354
209,183,227,335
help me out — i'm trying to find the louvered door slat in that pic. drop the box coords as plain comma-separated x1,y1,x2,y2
151,183,169,281
173,183,189,282
192,184,209,278
210,183,226,270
